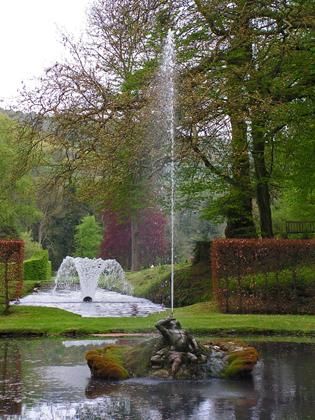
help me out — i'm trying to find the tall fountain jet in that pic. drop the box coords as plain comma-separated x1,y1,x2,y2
160,30,176,313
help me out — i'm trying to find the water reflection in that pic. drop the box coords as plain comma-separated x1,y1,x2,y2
0,341,22,416
85,377,258,419
0,339,314,419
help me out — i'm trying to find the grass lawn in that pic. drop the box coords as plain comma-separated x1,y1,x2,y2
1,264,314,339
0,301,315,337
127,262,211,306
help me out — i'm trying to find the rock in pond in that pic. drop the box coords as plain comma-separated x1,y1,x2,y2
86,317,259,380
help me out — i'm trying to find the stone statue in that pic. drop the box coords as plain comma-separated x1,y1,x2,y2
155,317,200,354
152,317,207,378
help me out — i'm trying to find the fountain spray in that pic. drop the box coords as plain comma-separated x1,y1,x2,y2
161,30,176,314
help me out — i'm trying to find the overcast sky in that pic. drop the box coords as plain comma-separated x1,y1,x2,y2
0,0,92,107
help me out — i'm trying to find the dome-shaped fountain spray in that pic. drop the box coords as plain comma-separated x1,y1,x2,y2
54,256,132,301
18,255,164,317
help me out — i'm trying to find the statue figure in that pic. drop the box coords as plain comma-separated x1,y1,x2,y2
152,317,207,377
155,317,200,354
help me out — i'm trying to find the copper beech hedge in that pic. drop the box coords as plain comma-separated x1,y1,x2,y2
0,240,24,313
211,239,315,314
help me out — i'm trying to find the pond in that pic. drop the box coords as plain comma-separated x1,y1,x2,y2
18,288,165,317
0,337,314,419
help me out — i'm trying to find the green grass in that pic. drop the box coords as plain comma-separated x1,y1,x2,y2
226,264,315,292
22,278,52,295
127,264,174,296
1,264,314,339
0,301,314,337
127,262,211,306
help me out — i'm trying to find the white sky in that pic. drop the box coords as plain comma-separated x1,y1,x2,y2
0,0,93,107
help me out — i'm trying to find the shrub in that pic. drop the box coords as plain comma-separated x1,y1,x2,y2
24,250,51,281
212,239,315,314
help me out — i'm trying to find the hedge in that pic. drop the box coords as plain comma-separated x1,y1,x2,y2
212,239,315,314
0,240,24,312
24,250,52,281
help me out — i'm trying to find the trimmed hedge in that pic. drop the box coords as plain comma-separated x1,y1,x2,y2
212,239,315,314
24,250,52,281
0,240,24,311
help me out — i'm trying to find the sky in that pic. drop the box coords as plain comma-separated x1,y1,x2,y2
0,0,92,107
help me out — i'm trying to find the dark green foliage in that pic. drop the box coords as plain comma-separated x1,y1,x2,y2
74,215,102,258
46,260,52,279
0,113,41,235
122,59,158,92
148,262,211,307
38,187,90,270
0,225,19,240
24,250,51,281
176,0,314,237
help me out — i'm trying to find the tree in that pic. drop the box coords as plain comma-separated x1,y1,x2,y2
100,209,168,269
174,0,314,237
19,0,314,246
74,215,103,258
272,100,315,232
20,0,170,269
0,113,41,236
20,231,43,260
32,183,90,269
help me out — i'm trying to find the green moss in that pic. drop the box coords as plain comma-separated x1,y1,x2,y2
222,347,259,378
86,345,129,380
124,338,162,377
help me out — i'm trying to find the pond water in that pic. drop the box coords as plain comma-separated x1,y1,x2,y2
0,337,314,419
18,289,166,317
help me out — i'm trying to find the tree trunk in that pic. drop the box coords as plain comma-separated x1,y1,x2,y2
130,214,141,271
4,261,10,314
225,117,257,238
252,121,273,237
224,10,257,239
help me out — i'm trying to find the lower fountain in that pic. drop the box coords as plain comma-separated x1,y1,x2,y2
86,316,259,380
53,256,132,302
18,256,165,317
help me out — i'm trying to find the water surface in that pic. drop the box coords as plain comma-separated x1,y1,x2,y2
18,288,165,317
0,338,314,419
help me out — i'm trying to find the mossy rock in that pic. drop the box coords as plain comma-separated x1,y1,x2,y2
86,338,162,380
86,338,258,381
86,346,129,380
223,347,259,378
124,337,163,377
204,340,259,378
